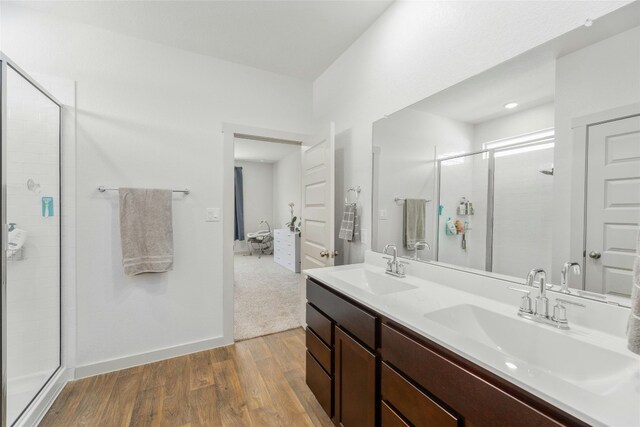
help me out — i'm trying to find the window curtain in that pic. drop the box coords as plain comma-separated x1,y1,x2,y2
234,166,245,241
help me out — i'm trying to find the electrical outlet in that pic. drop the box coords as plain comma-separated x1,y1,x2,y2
206,208,220,222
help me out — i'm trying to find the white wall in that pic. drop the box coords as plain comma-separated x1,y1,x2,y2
234,160,273,252
373,108,474,259
474,103,555,147
272,149,302,229
554,26,640,283
1,4,312,374
313,0,628,264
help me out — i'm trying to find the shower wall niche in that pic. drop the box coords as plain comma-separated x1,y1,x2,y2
2,57,62,426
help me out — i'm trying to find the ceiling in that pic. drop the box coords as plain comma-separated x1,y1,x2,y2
234,138,299,163
15,0,393,80
410,56,556,124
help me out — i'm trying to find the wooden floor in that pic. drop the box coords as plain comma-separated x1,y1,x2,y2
39,328,333,427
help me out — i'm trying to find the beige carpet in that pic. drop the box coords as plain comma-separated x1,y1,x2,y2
234,253,302,341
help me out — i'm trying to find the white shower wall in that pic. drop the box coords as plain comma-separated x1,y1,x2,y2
5,68,60,425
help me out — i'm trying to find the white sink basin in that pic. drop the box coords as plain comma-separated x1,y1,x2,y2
328,268,418,295
424,304,639,395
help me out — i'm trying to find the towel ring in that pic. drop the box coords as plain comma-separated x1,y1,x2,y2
345,186,361,205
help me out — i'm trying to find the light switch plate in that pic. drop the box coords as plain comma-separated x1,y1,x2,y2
379,209,387,220
361,228,369,244
206,208,220,222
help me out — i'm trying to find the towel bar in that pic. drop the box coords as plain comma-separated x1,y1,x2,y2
394,197,431,203
98,186,190,195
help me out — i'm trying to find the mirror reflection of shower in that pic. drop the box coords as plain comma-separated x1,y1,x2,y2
437,133,555,278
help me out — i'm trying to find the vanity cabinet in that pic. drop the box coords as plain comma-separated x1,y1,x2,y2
334,326,376,427
305,277,590,427
306,279,377,426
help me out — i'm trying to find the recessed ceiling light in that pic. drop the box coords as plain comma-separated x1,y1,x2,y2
504,102,518,109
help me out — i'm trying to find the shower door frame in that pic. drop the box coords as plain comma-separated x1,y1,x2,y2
435,149,495,271
0,52,64,427
435,139,555,273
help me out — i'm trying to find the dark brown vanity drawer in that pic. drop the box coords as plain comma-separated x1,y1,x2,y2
306,327,331,374
381,324,565,427
381,401,410,427
307,279,376,349
382,362,458,427
306,303,332,346
306,351,332,417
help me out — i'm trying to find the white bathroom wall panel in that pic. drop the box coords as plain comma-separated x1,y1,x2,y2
554,26,640,283
492,147,555,277
313,0,628,264
234,160,274,253
272,150,302,229
373,108,474,259
1,4,311,373
473,103,555,277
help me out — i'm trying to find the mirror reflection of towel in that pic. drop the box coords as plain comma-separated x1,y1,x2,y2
403,199,427,250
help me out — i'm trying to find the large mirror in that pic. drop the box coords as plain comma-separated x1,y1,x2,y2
372,3,640,306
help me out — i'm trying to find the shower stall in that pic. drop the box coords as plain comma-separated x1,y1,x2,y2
436,133,555,278
1,53,63,426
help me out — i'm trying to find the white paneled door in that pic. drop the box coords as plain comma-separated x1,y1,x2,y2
302,123,336,269
585,115,640,296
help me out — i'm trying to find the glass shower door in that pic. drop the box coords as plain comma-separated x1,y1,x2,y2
3,64,61,425
437,152,490,270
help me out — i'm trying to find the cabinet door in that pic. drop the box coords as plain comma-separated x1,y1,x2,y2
334,326,375,427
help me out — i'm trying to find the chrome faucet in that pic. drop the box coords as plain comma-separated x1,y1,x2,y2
509,268,585,329
526,268,549,318
413,241,430,261
560,262,581,294
382,244,407,278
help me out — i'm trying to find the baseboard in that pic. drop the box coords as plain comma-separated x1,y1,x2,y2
15,366,72,427
75,335,232,379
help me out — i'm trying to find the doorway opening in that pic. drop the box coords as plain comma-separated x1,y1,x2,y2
232,132,304,340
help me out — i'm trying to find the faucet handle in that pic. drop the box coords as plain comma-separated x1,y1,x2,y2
382,256,393,271
552,298,585,325
397,261,408,276
508,287,532,314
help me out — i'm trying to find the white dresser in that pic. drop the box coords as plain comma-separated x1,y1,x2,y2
274,228,301,273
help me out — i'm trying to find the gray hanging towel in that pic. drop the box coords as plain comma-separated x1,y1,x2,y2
339,203,356,241
349,209,361,243
403,198,427,250
119,188,174,276
628,230,640,355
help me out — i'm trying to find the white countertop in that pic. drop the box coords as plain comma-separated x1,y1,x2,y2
304,255,640,427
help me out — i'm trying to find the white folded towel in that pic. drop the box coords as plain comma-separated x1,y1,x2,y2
119,188,174,276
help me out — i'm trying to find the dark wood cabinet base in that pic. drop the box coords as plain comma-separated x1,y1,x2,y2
305,277,588,427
